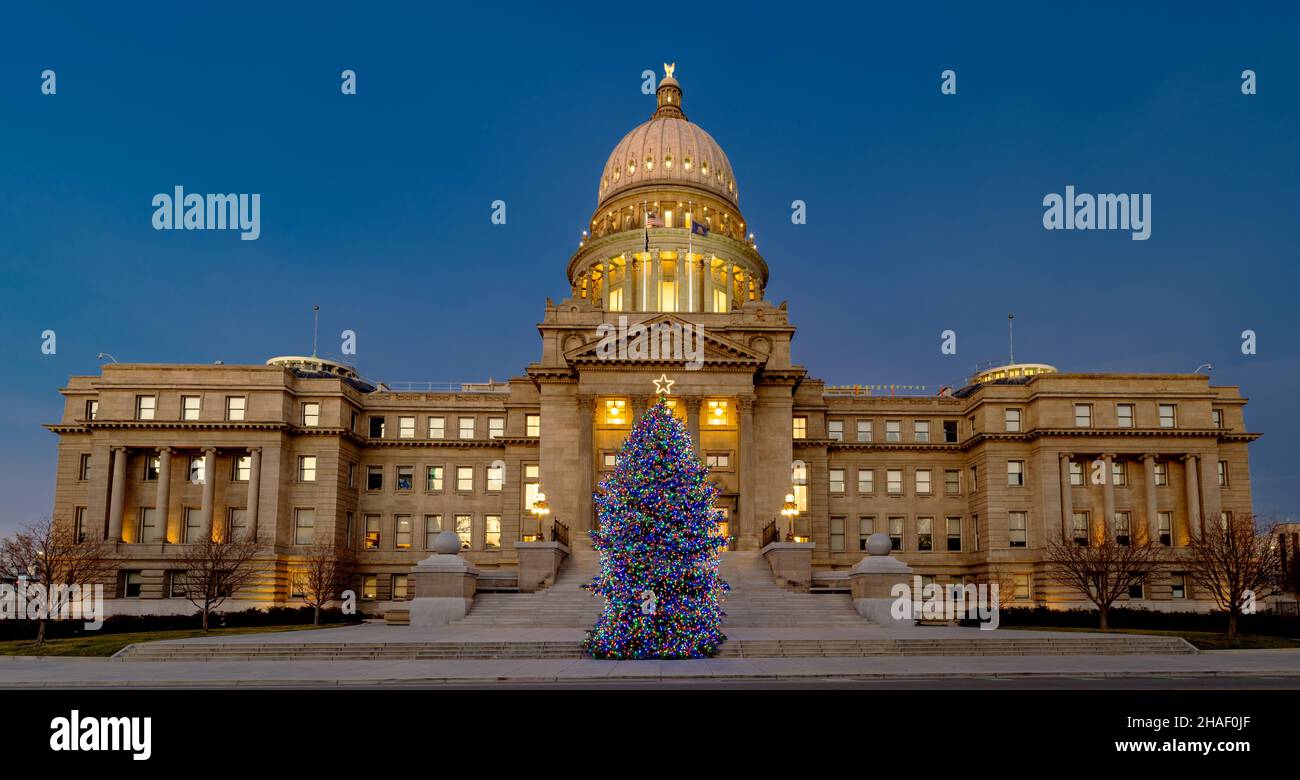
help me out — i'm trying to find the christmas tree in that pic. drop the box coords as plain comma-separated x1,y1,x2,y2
584,396,729,659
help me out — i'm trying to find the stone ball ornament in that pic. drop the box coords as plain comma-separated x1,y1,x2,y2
865,532,893,556
433,529,462,555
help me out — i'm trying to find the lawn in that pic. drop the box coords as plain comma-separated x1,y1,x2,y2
1004,625,1300,650
0,624,332,657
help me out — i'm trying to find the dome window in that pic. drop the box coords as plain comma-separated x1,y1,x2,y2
613,169,620,182
644,154,654,171
664,153,673,169
701,161,710,176
683,157,692,171
628,160,636,174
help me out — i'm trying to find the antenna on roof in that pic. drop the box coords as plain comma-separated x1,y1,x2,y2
1008,312,1015,364
311,305,320,358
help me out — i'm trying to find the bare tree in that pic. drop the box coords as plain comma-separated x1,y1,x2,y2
296,543,355,626
0,517,114,645
1045,522,1167,630
1185,513,1282,640
176,534,262,633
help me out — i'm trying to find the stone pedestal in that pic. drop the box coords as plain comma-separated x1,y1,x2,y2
515,541,569,592
761,541,814,592
849,533,915,626
408,532,480,627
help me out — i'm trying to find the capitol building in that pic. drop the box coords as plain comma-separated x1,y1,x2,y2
46,67,1257,615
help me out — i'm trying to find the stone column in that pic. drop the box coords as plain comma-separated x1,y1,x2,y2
199,446,217,542
1183,454,1201,541
624,256,635,312
684,396,702,458
1101,453,1116,541
726,260,735,309
107,446,127,543
703,257,714,311
246,447,262,540
1142,454,1159,545
1057,453,1072,540
576,395,596,535
650,250,661,310
738,396,756,547
154,448,172,542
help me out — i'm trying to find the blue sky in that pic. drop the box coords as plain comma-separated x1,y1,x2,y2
1,2,1297,534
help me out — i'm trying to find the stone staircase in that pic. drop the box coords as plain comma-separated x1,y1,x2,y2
452,549,603,628
718,552,863,627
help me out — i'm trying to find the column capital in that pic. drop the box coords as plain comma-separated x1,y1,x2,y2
245,446,262,455
736,396,755,414
1101,452,1117,461
1142,452,1157,462
156,446,173,455
1181,453,1198,463
681,396,704,412
202,445,218,454
575,393,598,412
1058,452,1072,462
111,444,128,453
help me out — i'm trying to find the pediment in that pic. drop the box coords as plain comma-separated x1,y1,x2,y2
563,314,769,367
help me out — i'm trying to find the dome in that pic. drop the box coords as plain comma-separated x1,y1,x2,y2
596,68,739,210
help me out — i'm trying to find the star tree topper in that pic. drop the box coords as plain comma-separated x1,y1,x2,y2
652,374,675,395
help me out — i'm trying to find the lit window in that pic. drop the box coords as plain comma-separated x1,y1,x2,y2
1159,404,1177,428
225,396,246,421
1004,408,1021,432
298,455,317,482
705,453,730,468
856,420,872,442
455,514,472,550
829,468,845,494
395,515,412,549
487,463,504,491
485,515,501,550
857,469,874,494
457,466,474,492
302,402,320,427
605,399,627,425
792,417,807,439
707,400,729,425
526,414,540,437
182,395,201,421
364,515,380,549
489,417,505,439
426,466,443,491
1116,404,1134,428
916,517,933,551
1008,511,1027,547
1074,404,1092,428
428,416,445,439
887,469,903,495
361,575,377,599
458,417,475,440
915,469,932,495
827,420,843,441
1007,460,1025,486
294,508,315,545
885,421,901,442
603,453,618,469
399,416,415,439
914,421,929,443
136,395,156,420
396,466,413,491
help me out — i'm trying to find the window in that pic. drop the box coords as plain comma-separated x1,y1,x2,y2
829,468,845,494
361,575,377,600
946,517,962,551
915,469,932,495
1218,461,1228,487
488,417,505,439
1111,460,1126,487
459,417,476,439
455,514,472,550
396,465,414,492
792,416,807,439
227,508,248,540
1128,576,1144,599
524,464,540,512
456,466,474,492
392,574,409,600
942,420,958,442
294,508,315,545
1154,461,1168,486
913,420,929,443
137,508,158,543
424,514,443,549
487,462,504,491
1157,512,1172,546
181,395,201,420
1007,460,1025,486
604,399,628,425
184,507,202,543
888,517,904,551
485,515,501,550
225,396,246,421
346,462,355,488
827,420,843,442
1171,573,1186,599
233,455,251,482
603,453,618,469
1004,408,1021,432
856,420,872,442
428,416,445,439
1116,404,1134,428
73,507,87,544
705,452,730,468
1013,574,1030,600
1008,511,1027,547
886,469,903,496
830,517,845,552
136,395,156,420
78,453,92,481
969,465,978,492
168,570,187,598
1074,403,1092,428
345,512,355,548
885,420,901,442
857,469,874,494
968,414,977,433
302,402,320,427
85,399,98,421
188,455,205,484
122,571,143,598
350,410,359,431
1071,512,1089,546
916,517,933,551
526,414,540,437
1159,404,1177,428
298,455,317,482
395,515,412,549
1114,511,1131,546
426,465,443,491
973,514,980,551
369,416,386,438
1212,409,1223,429
944,469,960,495
366,465,383,491
1069,460,1084,486
858,517,874,551
364,515,381,549
398,416,415,439
706,400,729,425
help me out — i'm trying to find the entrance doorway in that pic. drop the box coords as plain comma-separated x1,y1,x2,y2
713,500,735,550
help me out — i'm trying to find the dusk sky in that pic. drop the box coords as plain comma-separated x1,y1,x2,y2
1,3,1297,534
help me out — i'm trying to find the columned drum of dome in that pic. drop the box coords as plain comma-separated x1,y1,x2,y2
570,66,767,313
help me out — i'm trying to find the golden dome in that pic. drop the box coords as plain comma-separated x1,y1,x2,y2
596,68,739,211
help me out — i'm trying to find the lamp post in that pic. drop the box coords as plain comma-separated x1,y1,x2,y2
781,493,800,542
529,492,550,542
